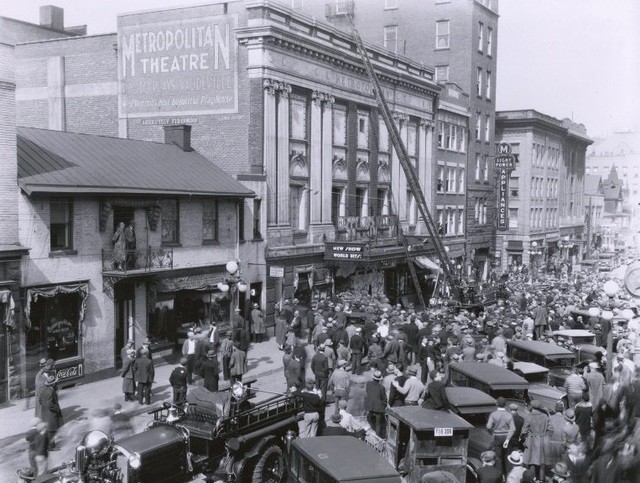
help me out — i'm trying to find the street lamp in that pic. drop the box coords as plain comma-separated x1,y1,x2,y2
218,260,248,332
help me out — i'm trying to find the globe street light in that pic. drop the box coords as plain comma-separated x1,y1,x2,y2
218,260,248,331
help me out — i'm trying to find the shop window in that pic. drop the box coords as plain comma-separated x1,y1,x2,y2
253,199,262,240
161,198,180,244
50,198,73,251
202,199,219,243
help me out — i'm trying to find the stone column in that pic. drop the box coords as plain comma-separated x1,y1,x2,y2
276,82,291,225
310,91,323,224
420,119,434,234
263,79,278,225
321,95,334,225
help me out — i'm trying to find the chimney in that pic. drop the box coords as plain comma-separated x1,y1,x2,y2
163,124,192,152
40,5,64,31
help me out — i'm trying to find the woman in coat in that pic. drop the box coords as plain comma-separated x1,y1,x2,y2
228,343,247,383
200,350,220,392
250,304,266,342
522,400,553,481
121,349,136,401
111,221,126,270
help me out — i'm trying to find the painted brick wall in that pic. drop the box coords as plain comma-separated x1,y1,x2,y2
66,96,119,137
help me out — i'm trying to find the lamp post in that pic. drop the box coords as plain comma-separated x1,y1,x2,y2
217,260,248,332
530,241,543,280
602,280,620,382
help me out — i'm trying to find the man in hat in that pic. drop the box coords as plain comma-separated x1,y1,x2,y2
476,450,502,483
136,337,152,359
329,359,350,410
563,366,586,408
133,348,154,405
549,461,571,482
120,339,135,365
532,301,548,340
583,361,604,409
349,326,366,375
38,374,62,450
319,412,351,437
200,350,220,392
486,397,516,476
182,330,204,384
392,366,425,406
207,321,220,352
364,370,387,438
229,342,247,384
169,358,189,405
505,451,526,483
311,345,330,400
297,380,322,438
34,358,54,417
522,400,553,481
250,303,266,342
286,351,304,392
121,349,136,402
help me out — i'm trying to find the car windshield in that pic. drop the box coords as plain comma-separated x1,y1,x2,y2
521,372,547,384
461,411,491,427
546,357,574,368
491,389,527,402
571,336,595,345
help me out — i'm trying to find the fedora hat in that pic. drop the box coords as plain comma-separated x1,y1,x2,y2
563,409,576,422
507,450,523,465
551,461,571,478
407,366,418,376
206,349,216,358
481,450,496,463
372,370,383,381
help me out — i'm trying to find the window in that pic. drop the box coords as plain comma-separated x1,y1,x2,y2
475,154,481,181
474,199,480,222
202,199,219,242
384,25,398,53
510,177,519,197
253,199,262,239
332,105,347,147
477,22,484,52
486,71,492,99
290,185,308,231
448,168,457,193
436,20,450,49
357,111,369,149
475,112,481,140
437,209,445,235
457,209,464,234
384,0,398,9
487,27,493,56
407,190,416,225
457,125,466,152
161,199,179,244
509,208,518,228
355,187,368,218
50,199,73,251
435,65,449,82
438,121,446,149
476,68,483,96
458,169,465,193
446,124,453,150
238,201,245,241
291,0,303,10
483,156,489,182
437,166,445,192
484,115,491,142
447,210,455,235
376,188,389,216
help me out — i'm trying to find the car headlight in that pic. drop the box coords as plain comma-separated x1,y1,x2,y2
129,452,141,470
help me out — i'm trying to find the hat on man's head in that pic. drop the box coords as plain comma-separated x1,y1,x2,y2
337,359,347,368
509,403,519,411
206,349,216,358
180,357,188,365
45,374,57,385
407,366,418,376
551,462,571,478
39,358,47,367
507,451,523,465
372,370,383,381
481,451,496,463
563,409,576,422
330,412,342,423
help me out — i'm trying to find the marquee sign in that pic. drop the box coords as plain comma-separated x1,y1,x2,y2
118,10,238,118
325,243,365,261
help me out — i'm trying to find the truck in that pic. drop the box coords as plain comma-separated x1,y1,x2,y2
22,380,303,483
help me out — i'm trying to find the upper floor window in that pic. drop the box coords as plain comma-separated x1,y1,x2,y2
437,166,445,192
253,199,262,240
475,112,481,140
458,168,465,193
484,115,491,142
290,95,308,157
384,0,398,9
483,156,490,182
438,121,446,149
357,111,370,149
475,154,481,181
457,126,467,152
476,68,483,96
291,0,303,10
384,25,398,54
487,27,493,56
202,199,219,243
477,22,484,52
378,119,390,153
161,198,179,244
436,20,450,49
435,65,449,82
332,105,347,147
486,71,492,99
50,199,73,251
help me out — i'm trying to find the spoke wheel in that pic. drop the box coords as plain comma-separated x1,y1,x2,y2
251,444,284,483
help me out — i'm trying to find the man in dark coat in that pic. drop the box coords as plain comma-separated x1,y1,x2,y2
286,353,304,391
121,349,136,402
38,375,62,450
331,325,349,351
349,327,366,375
34,358,54,418
399,319,419,362
169,358,189,405
388,363,407,407
364,370,387,438
311,347,329,400
476,450,503,483
200,349,220,392
281,299,294,325
234,325,251,354
319,413,353,437
133,348,154,405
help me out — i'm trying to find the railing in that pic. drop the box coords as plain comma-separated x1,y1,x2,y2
102,247,173,273
334,215,399,241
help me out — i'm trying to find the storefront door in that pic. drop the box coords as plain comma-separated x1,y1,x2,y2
114,281,135,368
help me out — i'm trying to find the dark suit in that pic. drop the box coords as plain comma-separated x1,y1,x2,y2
133,357,154,404
349,334,365,375
121,357,136,401
476,465,503,483
311,352,329,399
169,365,188,405
200,357,220,392
364,380,387,438
38,384,62,442
320,425,352,437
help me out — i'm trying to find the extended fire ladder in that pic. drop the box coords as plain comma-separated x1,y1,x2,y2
345,14,462,301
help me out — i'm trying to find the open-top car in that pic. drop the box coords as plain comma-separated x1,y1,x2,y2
506,340,575,387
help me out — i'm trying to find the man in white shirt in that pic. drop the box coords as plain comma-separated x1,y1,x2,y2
181,331,203,384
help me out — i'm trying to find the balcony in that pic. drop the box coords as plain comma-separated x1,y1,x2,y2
102,247,174,275
334,215,398,242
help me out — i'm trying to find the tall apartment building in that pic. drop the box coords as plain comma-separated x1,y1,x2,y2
495,110,592,272
280,0,499,277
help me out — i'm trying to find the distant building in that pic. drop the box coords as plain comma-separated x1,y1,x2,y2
495,110,592,273
600,166,632,250
583,174,605,256
586,131,640,220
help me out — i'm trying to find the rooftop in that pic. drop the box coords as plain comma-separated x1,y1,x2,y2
507,340,574,357
449,362,528,388
17,127,254,198
387,407,473,431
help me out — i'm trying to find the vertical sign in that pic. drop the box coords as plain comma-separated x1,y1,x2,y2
495,143,515,232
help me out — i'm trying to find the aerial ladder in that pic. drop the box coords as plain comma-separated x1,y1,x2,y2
343,13,463,302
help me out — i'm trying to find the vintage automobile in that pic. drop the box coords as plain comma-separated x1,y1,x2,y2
285,436,402,483
448,362,530,404
24,380,303,483
506,340,575,387
552,329,606,363
386,406,474,482
511,361,568,411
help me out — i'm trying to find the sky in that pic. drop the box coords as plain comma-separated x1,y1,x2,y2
1,0,638,138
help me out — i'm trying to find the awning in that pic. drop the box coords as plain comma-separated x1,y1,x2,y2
154,272,226,293
413,256,442,273
24,282,90,329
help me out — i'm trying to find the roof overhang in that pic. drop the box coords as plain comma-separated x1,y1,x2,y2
19,183,255,198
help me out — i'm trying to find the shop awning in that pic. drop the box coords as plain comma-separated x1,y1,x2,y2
154,272,226,293
413,256,442,273
24,282,89,329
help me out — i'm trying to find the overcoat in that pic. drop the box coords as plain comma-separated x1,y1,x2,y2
251,308,266,335
121,357,136,393
229,346,247,377
523,409,552,466
200,357,220,392
132,356,155,383
38,384,63,432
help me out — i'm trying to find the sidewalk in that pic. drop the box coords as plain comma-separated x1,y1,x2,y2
0,338,284,442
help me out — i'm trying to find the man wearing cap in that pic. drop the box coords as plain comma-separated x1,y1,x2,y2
133,348,154,405
169,358,189,405
476,451,502,483
200,349,220,392
364,370,387,438
486,397,516,476
121,349,136,402
311,345,330,400
563,366,586,408
328,359,350,410
136,337,152,360
120,339,135,365
34,358,54,417
349,327,366,375
319,412,352,437
392,366,425,406
182,330,204,384
38,374,62,450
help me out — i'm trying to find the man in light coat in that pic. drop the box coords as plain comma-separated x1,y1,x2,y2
229,343,247,383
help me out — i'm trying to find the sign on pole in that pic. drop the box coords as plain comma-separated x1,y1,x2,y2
495,143,515,232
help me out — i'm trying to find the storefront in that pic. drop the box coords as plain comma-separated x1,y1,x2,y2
23,282,89,391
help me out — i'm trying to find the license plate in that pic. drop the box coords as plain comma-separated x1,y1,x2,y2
434,427,453,437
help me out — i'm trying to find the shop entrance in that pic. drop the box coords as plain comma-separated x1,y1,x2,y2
114,280,135,368
293,273,312,309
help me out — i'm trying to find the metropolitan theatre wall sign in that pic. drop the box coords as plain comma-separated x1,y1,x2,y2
117,8,238,118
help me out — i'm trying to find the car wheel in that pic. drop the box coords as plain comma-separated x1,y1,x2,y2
251,444,284,483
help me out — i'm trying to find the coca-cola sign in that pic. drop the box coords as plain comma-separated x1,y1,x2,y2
54,360,84,383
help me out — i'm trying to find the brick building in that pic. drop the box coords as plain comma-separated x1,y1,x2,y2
494,110,592,274
279,0,499,278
